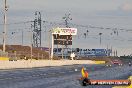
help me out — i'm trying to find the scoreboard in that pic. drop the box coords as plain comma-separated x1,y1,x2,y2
53,35,72,45
52,27,77,45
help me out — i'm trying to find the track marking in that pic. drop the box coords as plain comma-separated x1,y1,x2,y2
75,69,78,71
59,72,65,74
50,73,57,75
69,71,74,72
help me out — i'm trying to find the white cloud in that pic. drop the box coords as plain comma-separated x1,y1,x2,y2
120,3,132,11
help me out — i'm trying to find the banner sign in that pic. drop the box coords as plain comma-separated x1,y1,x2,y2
54,40,72,45
52,27,77,35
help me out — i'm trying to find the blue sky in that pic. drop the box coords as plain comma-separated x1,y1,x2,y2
0,0,132,56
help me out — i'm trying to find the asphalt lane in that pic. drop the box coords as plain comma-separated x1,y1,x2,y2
0,64,131,88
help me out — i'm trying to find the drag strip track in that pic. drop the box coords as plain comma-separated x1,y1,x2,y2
0,64,131,88
0,64,105,81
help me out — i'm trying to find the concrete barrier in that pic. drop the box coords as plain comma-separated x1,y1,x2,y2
93,61,106,64
0,57,9,60
0,60,96,69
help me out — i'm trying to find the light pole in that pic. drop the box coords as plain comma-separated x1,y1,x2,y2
86,30,89,37
3,0,8,52
99,33,102,46
84,33,86,39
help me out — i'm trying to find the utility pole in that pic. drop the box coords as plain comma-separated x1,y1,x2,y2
30,34,33,61
3,0,8,52
51,33,54,59
22,29,24,45
30,24,33,61
48,30,51,59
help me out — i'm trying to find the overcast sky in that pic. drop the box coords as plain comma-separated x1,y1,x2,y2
0,0,132,56
0,0,132,22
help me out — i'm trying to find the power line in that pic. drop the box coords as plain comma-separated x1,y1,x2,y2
0,20,131,33
0,21,33,25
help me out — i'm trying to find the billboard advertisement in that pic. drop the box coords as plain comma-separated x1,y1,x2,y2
79,49,111,57
52,27,77,35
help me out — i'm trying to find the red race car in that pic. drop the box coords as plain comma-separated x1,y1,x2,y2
112,59,123,66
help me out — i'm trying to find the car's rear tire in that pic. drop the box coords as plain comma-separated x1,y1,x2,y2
81,78,91,86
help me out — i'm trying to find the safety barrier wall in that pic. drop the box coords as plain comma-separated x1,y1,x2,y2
93,61,106,64
0,60,96,69
0,57,9,60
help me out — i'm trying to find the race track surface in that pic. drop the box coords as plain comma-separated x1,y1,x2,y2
0,64,131,88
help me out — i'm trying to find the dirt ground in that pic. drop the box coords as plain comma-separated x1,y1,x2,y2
0,45,59,60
